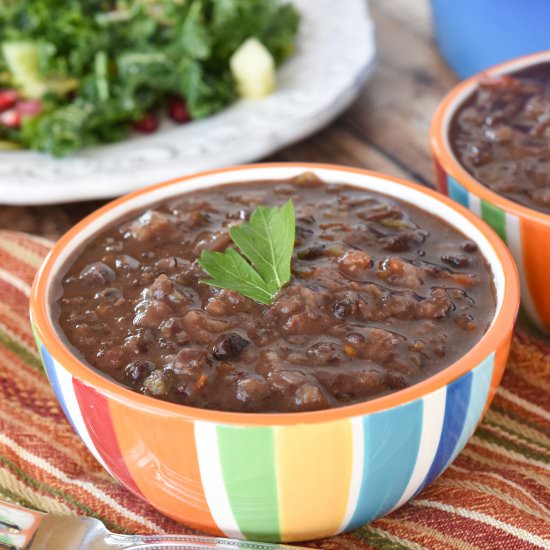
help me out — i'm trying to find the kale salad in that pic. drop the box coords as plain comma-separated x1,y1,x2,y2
0,0,300,156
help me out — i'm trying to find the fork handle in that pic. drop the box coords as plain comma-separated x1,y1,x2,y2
0,499,306,550
0,501,44,549
106,533,308,549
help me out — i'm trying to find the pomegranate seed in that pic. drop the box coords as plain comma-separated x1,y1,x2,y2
0,109,21,128
0,89,19,112
16,100,42,117
167,96,190,124
133,112,159,133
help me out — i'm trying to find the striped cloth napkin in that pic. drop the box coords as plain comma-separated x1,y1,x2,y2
0,230,548,549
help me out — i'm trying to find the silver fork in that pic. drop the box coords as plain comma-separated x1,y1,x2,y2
0,501,308,550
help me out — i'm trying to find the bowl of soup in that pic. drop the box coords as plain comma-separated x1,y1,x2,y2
431,50,550,333
30,163,518,541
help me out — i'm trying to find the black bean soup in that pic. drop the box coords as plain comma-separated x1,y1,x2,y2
56,174,496,413
450,62,550,213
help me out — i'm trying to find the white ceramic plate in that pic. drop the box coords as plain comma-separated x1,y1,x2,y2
0,0,376,205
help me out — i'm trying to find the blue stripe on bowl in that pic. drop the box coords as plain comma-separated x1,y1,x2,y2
38,344,116,474
417,371,473,492
38,344,79,434
346,399,422,531
444,353,495,469
448,176,470,208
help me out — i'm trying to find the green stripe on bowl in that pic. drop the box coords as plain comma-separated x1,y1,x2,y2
0,533,16,546
481,200,507,244
216,426,279,540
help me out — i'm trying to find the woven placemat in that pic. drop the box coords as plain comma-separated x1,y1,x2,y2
0,230,548,549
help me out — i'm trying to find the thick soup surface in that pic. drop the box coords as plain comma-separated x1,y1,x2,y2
57,175,496,413
450,62,550,213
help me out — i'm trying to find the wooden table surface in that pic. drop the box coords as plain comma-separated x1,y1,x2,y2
0,0,458,240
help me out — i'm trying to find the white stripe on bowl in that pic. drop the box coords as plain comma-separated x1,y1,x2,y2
391,386,447,510
468,193,481,218
194,421,243,539
336,415,365,533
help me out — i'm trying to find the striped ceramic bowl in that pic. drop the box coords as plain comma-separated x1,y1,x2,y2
431,50,550,334
30,164,519,542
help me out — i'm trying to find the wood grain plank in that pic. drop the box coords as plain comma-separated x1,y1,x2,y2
338,4,458,186
0,202,102,240
270,124,414,181
370,0,432,39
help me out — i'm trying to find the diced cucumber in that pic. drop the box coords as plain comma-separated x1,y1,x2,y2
18,76,79,100
2,41,42,97
35,77,79,97
2,41,78,99
0,139,22,150
230,38,275,99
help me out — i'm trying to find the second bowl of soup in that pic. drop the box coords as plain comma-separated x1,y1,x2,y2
431,50,550,333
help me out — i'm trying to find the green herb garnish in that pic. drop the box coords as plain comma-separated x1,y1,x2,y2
198,200,295,305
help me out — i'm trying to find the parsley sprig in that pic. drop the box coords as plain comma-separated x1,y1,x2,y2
198,200,295,305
